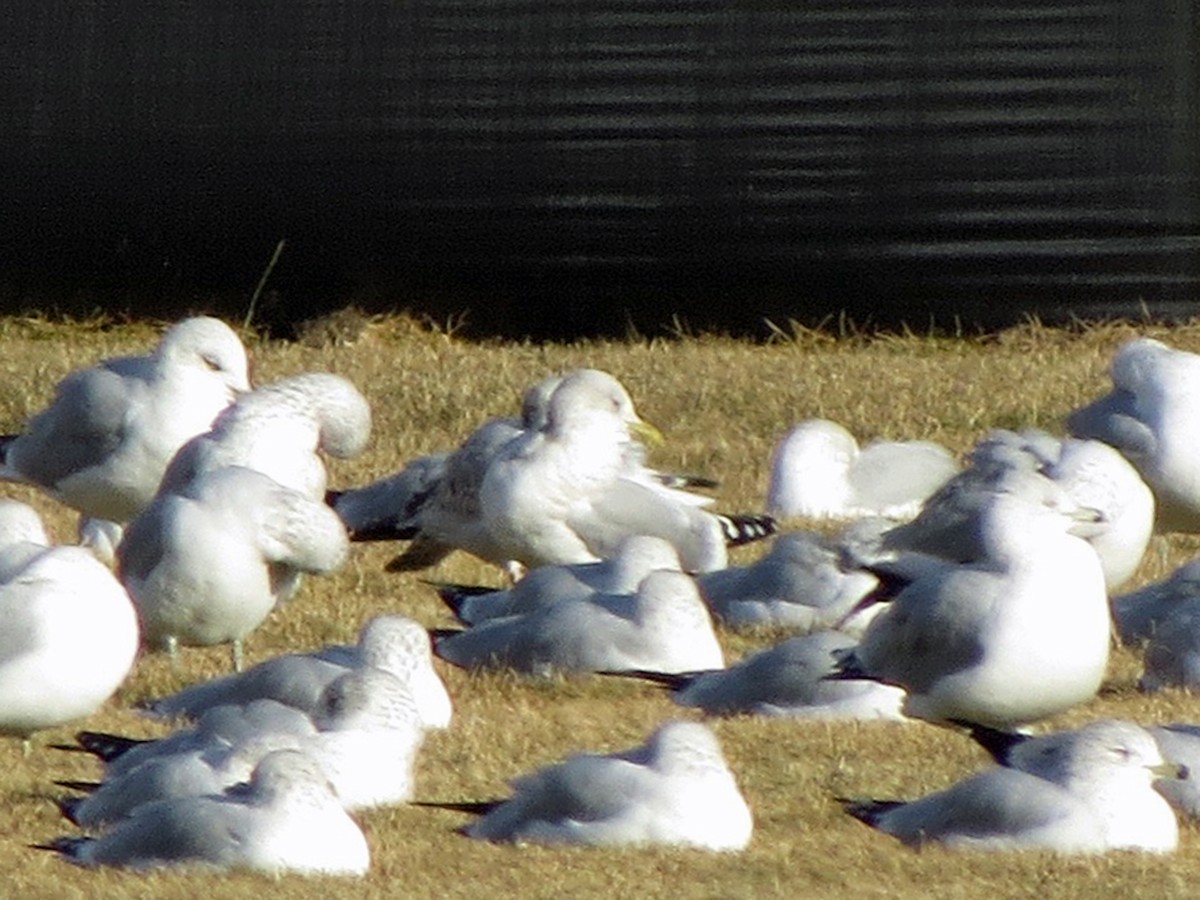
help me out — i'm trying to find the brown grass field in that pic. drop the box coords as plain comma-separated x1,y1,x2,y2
3,311,1200,898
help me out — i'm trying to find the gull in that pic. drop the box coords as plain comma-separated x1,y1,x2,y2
40,749,371,876
1145,725,1200,820
1137,602,1200,692
56,731,308,829
434,534,682,625
331,371,731,574
0,316,250,524
427,720,753,850
158,372,371,499
845,719,1182,853
766,418,959,521
0,497,52,579
830,491,1111,727
118,465,350,670
1067,337,1200,533
144,614,452,730
66,699,319,780
64,669,425,810
1111,557,1200,646
695,529,881,633
0,503,139,750
611,630,908,720
328,373,557,564
435,570,724,676
480,369,770,574
884,429,1152,592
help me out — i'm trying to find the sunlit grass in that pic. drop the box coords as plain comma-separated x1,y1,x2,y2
2,311,1200,898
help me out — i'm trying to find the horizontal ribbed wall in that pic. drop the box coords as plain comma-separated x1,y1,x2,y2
2,1,1197,333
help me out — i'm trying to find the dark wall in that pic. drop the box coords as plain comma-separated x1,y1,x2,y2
3,1,1198,336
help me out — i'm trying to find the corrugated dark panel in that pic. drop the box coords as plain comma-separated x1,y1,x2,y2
1,1,1196,333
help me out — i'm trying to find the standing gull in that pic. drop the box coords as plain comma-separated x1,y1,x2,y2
480,369,767,574
158,372,371,500
332,372,732,574
831,492,1110,727
118,465,350,670
0,502,139,748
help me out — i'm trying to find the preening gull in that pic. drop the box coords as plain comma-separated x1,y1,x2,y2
435,570,725,676
0,316,250,523
766,418,958,521
118,465,350,670
41,749,371,876
145,613,452,730
158,372,371,499
845,719,1181,853
428,720,753,851
612,630,908,721
1068,337,1200,533
0,503,139,745
831,492,1111,727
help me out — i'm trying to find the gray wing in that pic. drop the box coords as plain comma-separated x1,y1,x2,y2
576,478,727,573
854,568,993,694
868,768,1096,850
1066,389,1158,460
848,441,959,513
3,366,132,488
330,452,447,540
146,654,347,720
468,754,649,841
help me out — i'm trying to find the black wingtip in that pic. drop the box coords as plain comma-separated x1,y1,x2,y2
951,719,1030,765
73,731,149,762
718,512,778,547
346,521,422,543
838,797,904,828
654,472,721,491
412,799,503,817
30,835,87,856
596,669,695,690
55,796,84,825
53,779,101,794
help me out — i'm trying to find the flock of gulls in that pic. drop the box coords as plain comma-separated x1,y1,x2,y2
4,317,1200,874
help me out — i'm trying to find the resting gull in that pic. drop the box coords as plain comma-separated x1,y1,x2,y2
41,749,371,876
425,720,753,851
766,418,958,521
0,316,250,524
845,719,1181,853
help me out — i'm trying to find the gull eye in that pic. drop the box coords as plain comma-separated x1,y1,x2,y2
200,353,224,372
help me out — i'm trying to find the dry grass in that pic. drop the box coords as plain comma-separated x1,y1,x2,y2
3,312,1200,898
